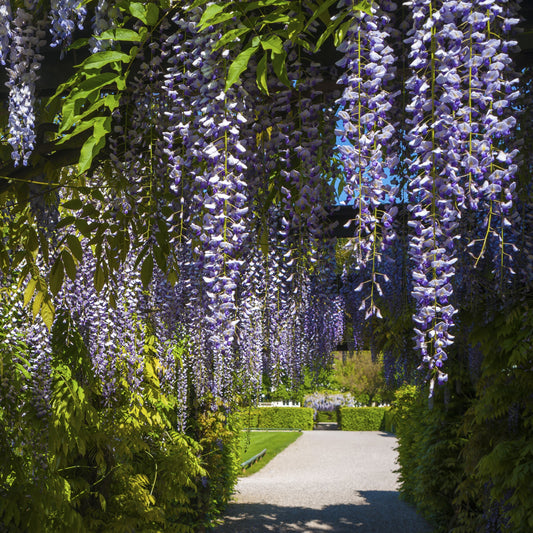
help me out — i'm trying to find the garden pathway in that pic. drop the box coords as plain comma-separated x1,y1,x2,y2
212,431,431,533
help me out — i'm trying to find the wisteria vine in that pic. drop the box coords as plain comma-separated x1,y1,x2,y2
0,0,528,424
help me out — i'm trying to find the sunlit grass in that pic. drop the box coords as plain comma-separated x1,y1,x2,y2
239,431,301,477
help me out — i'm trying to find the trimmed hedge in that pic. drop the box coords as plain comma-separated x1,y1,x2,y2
338,407,391,431
239,407,314,430
382,408,395,433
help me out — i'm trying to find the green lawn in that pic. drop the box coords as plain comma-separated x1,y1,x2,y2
239,431,301,477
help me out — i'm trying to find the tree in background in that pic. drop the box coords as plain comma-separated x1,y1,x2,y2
331,350,389,405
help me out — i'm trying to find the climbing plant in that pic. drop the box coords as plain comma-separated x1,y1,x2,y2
0,0,532,529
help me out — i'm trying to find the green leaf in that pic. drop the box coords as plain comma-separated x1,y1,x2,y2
78,71,121,94
226,45,259,90
213,27,251,51
259,221,270,257
316,13,347,50
259,13,291,27
68,37,89,50
129,2,159,25
27,227,39,252
55,119,94,145
97,28,143,42
286,15,306,42
32,290,44,318
98,493,107,512
198,3,225,29
62,199,84,211
78,116,112,173
141,253,154,288
79,50,131,70
75,219,91,237
145,3,160,25
49,257,65,296
272,49,290,87
62,250,77,281
94,262,105,293
199,11,235,30
304,0,337,29
41,297,55,331
354,0,373,15
238,0,288,9
260,35,283,54
23,277,37,307
60,93,120,135
153,245,167,271
67,234,84,262
256,52,269,94
335,19,355,48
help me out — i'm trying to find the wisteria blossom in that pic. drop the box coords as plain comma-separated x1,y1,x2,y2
0,0,525,416
6,5,46,166
0,0,12,65
336,0,400,319
59,247,146,402
49,0,86,50
401,0,520,386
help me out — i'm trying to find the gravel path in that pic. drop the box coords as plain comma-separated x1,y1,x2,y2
213,431,432,533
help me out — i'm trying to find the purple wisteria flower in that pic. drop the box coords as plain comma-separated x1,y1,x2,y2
0,0,12,66
235,244,266,398
6,5,46,166
304,392,355,412
336,0,400,318
404,0,520,386
0,263,54,426
89,0,121,52
59,246,146,403
162,7,253,402
49,0,87,51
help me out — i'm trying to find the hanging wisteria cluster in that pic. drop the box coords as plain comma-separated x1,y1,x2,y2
0,0,527,426
336,0,399,285
337,0,521,388
4,3,46,166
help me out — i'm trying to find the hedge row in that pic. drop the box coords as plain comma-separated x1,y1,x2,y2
239,407,314,430
394,302,533,532
237,407,395,432
382,408,395,433
338,407,392,431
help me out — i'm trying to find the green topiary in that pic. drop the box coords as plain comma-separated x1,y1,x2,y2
337,407,390,431
238,407,314,430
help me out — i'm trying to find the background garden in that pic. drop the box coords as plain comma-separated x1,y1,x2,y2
1,0,532,532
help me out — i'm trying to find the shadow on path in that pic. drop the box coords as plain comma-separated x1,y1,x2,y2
212,490,432,533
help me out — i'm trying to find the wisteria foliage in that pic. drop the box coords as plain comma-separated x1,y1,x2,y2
0,0,527,426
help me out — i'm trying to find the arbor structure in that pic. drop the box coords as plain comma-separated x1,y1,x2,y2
1,0,533,530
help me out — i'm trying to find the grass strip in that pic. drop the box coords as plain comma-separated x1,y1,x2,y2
239,430,301,477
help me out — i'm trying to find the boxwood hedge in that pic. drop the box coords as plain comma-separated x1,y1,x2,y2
239,407,314,430
338,407,392,431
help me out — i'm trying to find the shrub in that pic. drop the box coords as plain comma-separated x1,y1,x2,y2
337,407,390,431
452,301,533,533
239,407,314,430
330,351,388,405
382,409,395,433
0,312,240,533
394,386,467,532
189,404,241,530
393,301,533,533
